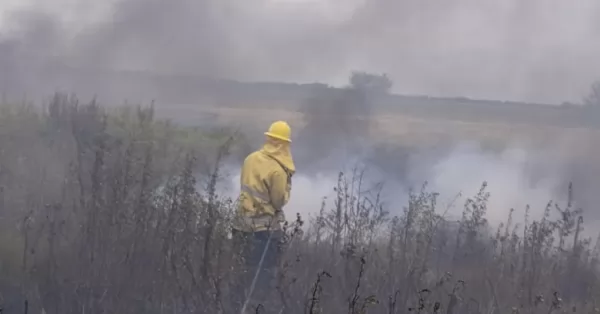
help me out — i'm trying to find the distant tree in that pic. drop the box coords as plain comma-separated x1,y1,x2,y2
348,71,393,94
583,80,600,107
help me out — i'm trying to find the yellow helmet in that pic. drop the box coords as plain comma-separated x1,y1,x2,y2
264,120,292,142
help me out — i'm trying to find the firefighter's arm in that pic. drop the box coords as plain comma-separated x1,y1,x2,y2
269,169,290,212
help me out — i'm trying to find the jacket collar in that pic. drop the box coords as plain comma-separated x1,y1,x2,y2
260,139,296,175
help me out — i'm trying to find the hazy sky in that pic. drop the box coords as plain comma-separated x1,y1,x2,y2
2,0,600,104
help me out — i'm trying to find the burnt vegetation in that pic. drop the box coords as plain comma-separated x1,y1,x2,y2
0,94,599,314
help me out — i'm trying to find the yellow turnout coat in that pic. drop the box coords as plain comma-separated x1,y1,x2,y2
232,139,295,232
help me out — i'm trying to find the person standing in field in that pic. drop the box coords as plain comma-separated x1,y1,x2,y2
231,121,295,313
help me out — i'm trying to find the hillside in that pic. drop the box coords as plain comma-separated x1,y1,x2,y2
5,67,600,159
4,67,598,129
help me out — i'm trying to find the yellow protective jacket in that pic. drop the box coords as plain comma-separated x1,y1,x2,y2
232,139,295,232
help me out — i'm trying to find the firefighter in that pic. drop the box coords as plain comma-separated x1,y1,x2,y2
231,120,295,313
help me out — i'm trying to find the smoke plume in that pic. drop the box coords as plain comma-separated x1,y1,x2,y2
3,0,600,233
2,0,600,103
222,141,574,232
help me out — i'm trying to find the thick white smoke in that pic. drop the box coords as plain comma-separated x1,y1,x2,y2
420,143,564,223
219,141,569,231
3,0,600,103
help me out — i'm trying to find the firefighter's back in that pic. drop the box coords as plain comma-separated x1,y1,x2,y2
234,149,280,231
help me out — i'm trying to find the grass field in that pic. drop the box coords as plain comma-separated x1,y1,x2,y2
154,103,600,159
0,95,599,313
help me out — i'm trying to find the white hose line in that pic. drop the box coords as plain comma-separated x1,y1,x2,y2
239,229,274,314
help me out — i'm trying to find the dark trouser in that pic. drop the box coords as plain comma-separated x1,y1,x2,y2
231,229,283,313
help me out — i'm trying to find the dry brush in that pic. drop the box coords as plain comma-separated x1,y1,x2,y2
0,94,597,314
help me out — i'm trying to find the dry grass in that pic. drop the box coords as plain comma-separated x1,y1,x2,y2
0,94,599,313
156,104,600,158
